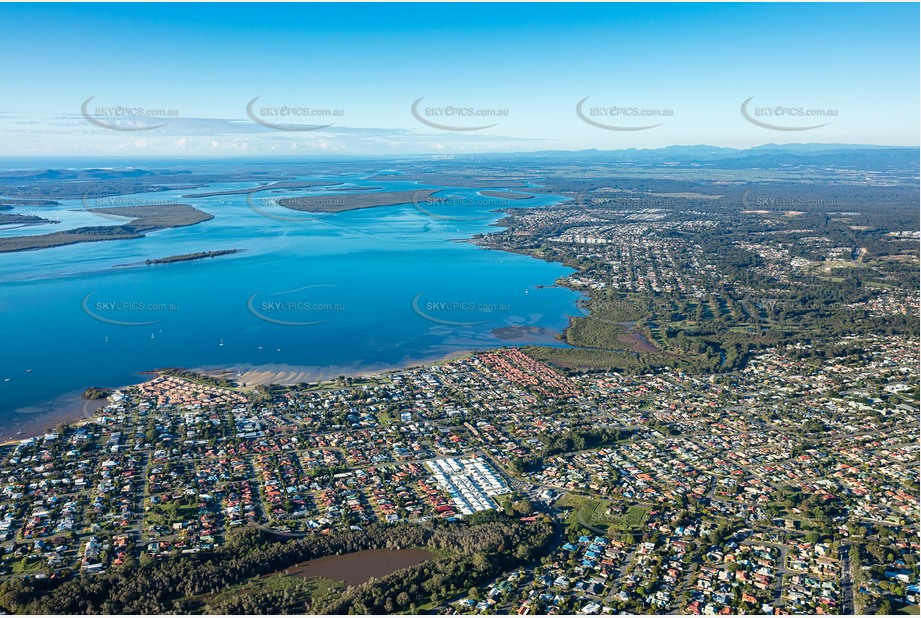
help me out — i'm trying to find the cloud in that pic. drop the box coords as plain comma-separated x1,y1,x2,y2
0,112,548,156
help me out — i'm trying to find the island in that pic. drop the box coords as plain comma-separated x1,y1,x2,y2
277,189,439,213
0,213,56,227
0,199,62,207
0,203,213,253
478,190,535,200
142,249,240,265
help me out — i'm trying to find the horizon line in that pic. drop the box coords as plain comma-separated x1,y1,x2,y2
1,142,918,162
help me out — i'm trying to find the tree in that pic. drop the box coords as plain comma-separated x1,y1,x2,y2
512,499,533,516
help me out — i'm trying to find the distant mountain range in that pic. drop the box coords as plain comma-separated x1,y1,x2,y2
0,144,916,174
504,144,919,170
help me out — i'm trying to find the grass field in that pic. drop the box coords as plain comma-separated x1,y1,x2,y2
557,494,648,534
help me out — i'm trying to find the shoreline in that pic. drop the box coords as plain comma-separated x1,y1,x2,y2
0,390,109,445
0,350,479,446
2,187,580,441
197,348,477,388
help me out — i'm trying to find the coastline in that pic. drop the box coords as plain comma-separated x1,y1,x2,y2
0,389,109,445
0,350,478,447
197,348,477,388
2,187,580,442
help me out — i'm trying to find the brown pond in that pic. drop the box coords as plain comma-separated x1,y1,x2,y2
280,548,434,586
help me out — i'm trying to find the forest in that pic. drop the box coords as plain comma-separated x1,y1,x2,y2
0,514,554,615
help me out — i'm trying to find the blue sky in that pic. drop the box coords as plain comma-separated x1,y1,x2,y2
0,3,917,156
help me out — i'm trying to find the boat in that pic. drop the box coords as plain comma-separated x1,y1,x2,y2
150,333,155,339
105,336,109,343
219,339,224,347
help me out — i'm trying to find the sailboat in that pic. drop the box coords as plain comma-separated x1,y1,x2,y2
219,339,224,347
150,333,155,340
104,336,109,344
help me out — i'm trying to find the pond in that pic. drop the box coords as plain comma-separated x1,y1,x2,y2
280,548,434,586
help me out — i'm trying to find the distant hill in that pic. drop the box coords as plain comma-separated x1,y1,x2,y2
487,144,919,171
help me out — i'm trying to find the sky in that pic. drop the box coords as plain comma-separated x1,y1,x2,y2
0,2,918,157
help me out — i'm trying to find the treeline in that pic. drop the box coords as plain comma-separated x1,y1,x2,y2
81,387,112,400
509,426,636,473
540,426,633,457
158,368,238,389
144,249,238,265
0,516,554,615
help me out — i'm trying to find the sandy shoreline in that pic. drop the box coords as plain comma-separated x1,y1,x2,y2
0,350,475,445
0,390,109,445
198,349,475,388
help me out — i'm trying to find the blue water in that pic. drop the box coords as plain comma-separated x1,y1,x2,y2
0,174,580,431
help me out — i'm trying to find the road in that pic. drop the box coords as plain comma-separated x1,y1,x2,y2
839,543,854,615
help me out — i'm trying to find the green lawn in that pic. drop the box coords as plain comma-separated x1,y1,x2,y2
557,495,648,534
